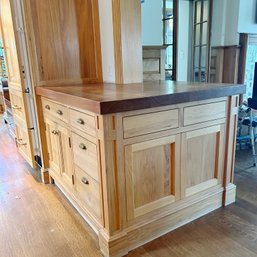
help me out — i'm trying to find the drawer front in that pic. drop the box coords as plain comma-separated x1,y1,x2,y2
74,166,101,219
69,109,96,136
123,109,179,138
9,89,27,126
14,123,34,168
183,101,226,126
42,98,68,123
72,133,99,182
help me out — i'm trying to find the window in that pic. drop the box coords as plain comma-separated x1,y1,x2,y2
163,0,177,80
192,0,212,82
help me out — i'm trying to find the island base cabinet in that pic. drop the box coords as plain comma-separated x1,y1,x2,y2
44,117,74,189
181,124,225,198
39,96,239,257
124,134,180,221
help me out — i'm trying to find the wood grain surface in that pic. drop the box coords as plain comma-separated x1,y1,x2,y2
36,81,245,114
1,116,257,257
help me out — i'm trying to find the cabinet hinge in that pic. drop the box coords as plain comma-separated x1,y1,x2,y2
69,137,71,148
72,175,75,185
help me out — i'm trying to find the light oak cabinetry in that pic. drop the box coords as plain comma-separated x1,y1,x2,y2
38,85,241,257
181,124,225,198
22,0,102,86
0,0,35,167
44,116,73,189
42,98,102,225
125,134,180,221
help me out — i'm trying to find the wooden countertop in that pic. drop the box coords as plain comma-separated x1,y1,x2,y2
36,81,245,114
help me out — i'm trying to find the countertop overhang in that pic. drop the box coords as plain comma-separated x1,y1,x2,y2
36,81,246,114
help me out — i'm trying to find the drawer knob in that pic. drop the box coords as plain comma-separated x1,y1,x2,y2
77,118,84,125
52,130,59,135
56,110,63,115
45,105,50,110
16,138,27,146
79,143,87,150
81,177,89,185
12,104,21,110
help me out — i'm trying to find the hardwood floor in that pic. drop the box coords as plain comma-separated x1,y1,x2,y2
1,117,257,257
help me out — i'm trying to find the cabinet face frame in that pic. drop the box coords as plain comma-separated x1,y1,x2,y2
124,134,181,221
181,124,225,198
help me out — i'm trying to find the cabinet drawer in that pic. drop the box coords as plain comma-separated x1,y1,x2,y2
42,98,68,123
183,101,226,126
69,109,96,136
74,166,101,219
14,123,34,168
123,109,179,138
9,89,27,126
72,133,99,182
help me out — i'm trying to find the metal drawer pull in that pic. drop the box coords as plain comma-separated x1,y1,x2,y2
56,110,63,115
77,118,84,125
79,143,87,150
12,104,21,110
51,130,59,135
45,105,50,110
81,177,89,185
16,139,27,146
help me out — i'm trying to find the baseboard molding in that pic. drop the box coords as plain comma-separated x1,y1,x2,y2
224,183,236,206
100,189,223,257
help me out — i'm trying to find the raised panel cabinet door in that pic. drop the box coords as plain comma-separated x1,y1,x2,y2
14,121,34,168
124,134,180,221
44,118,61,177
9,88,27,127
57,124,74,188
0,0,22,90
181,124,225,198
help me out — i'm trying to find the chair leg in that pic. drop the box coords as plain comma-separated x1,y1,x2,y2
250,110,257,166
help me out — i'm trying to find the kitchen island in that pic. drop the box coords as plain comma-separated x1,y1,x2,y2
36,81,245,257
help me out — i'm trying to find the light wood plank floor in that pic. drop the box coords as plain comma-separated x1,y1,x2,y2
1,118,257,257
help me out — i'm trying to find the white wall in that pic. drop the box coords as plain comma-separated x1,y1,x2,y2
224,0,240,45
177,0,190,81
141,0,163,45
238,0,257,34
211,0,239,47
211,0,226,46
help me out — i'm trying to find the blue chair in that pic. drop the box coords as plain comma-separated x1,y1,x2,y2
242,98,257,166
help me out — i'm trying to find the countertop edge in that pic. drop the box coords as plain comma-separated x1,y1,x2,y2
36,84,246,115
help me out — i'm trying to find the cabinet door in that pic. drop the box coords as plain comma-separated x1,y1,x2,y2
57,124,74,188
14,121,34,167
125,134,180,221
181,124,225,198
9,88,27,127
0,0,22,90
0,0,35,168
44,118,61,176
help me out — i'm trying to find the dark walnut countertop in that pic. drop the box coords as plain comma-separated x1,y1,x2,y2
36,81,246,114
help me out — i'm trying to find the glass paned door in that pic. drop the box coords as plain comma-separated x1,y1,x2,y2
192,0,212,82
163,0,176,80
